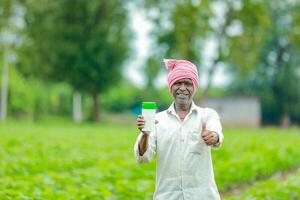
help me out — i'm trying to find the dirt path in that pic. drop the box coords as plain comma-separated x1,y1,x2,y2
221,167,300,198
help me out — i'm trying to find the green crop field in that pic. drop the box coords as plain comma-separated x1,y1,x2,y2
0,122,299,199
226,168,300,200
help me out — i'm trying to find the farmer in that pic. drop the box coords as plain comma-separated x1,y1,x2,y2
134,59,224,200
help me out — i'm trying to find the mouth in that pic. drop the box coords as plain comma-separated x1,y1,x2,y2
176,93,189,98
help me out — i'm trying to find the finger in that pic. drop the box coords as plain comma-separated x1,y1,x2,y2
202,123,206,131
137,115,144,119
206,133,217,143
203,139,211,145
208,134,218,144
136,123,145,127
137,118,144,122
204,138,213,145
137,120,145,124
201,130,209,137
202,131,212,140
203,136,211,143
201,124,206,135
202,131,211,138
204,140,211,145
137,117,145,122
203,136,214,143
207,137,214,144
204,136,214,145
137,124,144,130
137,122,144,126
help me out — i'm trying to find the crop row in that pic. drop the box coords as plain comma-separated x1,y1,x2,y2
225,168,300,200
0,123,299,199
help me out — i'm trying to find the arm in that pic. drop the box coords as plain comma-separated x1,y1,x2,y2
202,108,224,149
134,115,157,163
138,133,149,156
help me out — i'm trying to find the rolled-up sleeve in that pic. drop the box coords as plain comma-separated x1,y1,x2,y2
134,131,157,163
204,108,224,150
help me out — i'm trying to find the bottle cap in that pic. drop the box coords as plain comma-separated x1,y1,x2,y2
142,102,157,109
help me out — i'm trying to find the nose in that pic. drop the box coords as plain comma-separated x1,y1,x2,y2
179,83,186,90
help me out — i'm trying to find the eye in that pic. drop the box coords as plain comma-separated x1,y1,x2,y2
186,82,193,86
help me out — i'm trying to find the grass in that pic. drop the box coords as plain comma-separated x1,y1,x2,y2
0,122,299,199
213,127,300,191
225,169,300,200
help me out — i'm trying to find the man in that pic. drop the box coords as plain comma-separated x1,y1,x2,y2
134,59,224,200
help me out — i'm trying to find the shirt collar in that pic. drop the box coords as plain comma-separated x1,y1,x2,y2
167,101,198,115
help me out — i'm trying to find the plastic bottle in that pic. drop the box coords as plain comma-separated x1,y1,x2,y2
142,102,157,132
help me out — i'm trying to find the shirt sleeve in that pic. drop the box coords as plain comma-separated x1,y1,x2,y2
203,108,224,150
134,130,157,164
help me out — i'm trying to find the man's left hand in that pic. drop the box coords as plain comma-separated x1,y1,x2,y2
201,125,219,145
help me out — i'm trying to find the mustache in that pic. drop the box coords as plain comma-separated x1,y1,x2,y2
177,93,189,95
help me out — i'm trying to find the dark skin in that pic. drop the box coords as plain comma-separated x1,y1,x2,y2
136,78,218,155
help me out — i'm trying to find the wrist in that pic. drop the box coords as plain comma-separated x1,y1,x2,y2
142,130,150,135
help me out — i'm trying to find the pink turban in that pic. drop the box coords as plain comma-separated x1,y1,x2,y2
164,58,199,92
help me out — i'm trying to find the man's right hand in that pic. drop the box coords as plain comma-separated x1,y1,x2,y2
136,115,150,135
136,115,159,156
136,115,158,135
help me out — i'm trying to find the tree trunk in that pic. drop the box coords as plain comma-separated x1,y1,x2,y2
72,91,82,123
0,46,9,122
280,113,290,128
197,6,232,106
92,93,100,122
198,58,219,104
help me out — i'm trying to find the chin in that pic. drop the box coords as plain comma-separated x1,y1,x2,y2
176,98,190,105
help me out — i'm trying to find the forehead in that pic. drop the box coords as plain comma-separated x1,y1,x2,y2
174,78,193,83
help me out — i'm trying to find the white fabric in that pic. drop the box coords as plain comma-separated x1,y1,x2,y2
134,102,223,200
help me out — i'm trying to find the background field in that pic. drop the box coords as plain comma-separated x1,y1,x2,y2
1,1,300,199
0,122,299,200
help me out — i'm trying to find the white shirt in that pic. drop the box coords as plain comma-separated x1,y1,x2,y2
134,102,224,200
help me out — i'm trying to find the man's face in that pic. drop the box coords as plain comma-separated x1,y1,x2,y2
171,78,194,106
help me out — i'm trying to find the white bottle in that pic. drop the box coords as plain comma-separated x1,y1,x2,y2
142,102,157,132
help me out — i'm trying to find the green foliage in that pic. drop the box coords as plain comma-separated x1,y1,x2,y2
213,128,300,191
100,81,142,112
6,66,73,119
14,0,132,121
143,0,212,66
8,66,35,117
19,0,131,93
100,82,172,113
145,57,161,89
0,123,300,199
227,0,300,124
143,0,300,124
226,169,300,200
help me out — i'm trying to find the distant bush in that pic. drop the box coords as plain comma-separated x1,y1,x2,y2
100,82,172,113
8,67,73,120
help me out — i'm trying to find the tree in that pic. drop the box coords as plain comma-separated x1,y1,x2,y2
142,0,211,68
141,0,237,101
227,0,300,125
0,0,23,121
17,0,131,121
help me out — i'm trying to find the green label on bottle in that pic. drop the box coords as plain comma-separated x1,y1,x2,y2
142,102,157,109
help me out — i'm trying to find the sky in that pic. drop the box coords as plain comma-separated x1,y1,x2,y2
124,3,232,89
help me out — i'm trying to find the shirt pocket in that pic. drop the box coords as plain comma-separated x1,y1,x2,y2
189,131,207,154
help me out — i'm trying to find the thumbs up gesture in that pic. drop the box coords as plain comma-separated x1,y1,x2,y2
201,124,219,145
